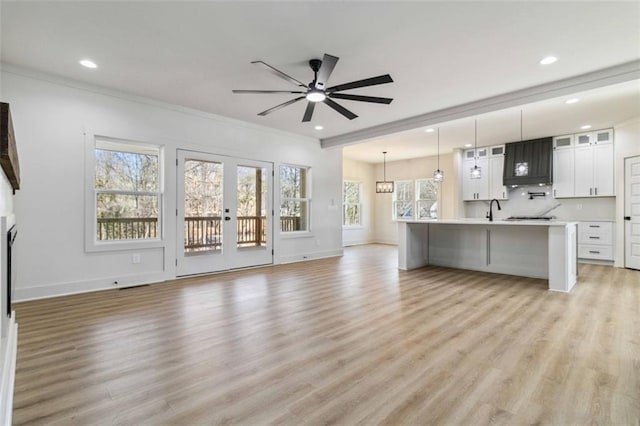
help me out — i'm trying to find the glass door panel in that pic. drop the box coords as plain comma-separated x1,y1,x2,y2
183,159,223,254
236,165,268,248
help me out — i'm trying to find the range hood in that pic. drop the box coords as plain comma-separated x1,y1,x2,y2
503,137,553,186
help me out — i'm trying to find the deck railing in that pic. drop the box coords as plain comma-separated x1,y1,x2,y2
97,216,301,250
96,217,158,241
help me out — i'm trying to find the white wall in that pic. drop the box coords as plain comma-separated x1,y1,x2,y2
342,158,375,246
1,67,343,300
373,153,455,245
614,117,640,267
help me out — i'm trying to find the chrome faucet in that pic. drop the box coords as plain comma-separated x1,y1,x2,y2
487,199,502,222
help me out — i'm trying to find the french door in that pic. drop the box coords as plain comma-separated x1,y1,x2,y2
176,150,273,276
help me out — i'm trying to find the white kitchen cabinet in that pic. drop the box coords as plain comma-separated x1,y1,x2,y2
574,145,593,197
462,147,493,201
463,157,490,200
553,135,575,198
553,134,573,150
578,221,614,261
593,143,614,196
553,147,574,198
574,131,614,197
553,128,613,198
489,145,508,200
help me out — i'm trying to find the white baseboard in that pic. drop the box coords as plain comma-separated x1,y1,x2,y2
578,258,614,266
14,271,168,302
15,248,346,302
372,239,398,246
343,240,374,247
0,316,17,426
278,249,343,264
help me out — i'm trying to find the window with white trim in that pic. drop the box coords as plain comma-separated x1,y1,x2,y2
416,178,438,219
279,164,310,232
343,181,362,226
94,138,162,242
392,180,413,219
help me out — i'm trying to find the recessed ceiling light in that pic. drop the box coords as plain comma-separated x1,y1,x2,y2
79,59,98,69
565,98,580,104
539,56,558,65
314,125,324,130
425,128,435,133
580,125,592,130
464,143,473,148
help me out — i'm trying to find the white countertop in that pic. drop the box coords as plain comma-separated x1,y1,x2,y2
398,218,578,227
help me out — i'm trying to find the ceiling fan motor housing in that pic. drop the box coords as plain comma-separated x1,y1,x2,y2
309,59,323,88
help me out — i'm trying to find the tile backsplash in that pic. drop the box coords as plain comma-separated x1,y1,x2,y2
464,185,616,221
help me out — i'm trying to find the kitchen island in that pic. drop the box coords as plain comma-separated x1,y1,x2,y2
398,219,578,292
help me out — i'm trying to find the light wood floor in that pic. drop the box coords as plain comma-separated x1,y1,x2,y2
12,244,640,425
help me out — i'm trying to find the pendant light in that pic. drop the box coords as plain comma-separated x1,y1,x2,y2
376,151,394,193
515,110,529,177
433,128,444,182
470,120,481,179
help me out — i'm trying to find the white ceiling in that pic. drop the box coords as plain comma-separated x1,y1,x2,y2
1,1,639,144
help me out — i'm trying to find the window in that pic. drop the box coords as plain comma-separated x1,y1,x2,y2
279,164,310,232
416,179,438,219
343,181,362,226
93,138,162,243
393,180,413,219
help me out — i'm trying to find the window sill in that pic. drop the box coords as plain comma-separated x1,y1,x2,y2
86,238,165,253
279,231,315,239
343,225,364,230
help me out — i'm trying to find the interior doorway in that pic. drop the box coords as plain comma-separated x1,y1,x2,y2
625,155,640,270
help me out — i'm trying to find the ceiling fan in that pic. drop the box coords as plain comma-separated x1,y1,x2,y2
232,54,393,122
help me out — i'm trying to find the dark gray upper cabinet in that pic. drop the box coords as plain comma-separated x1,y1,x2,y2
503,137,553,186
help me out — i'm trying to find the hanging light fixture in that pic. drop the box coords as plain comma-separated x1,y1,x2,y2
470,119,481,179
515,110,529,177
376,151,394,193
433,127,444,182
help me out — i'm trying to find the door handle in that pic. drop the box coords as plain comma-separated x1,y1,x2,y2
624,216,631,221
225,216,231,221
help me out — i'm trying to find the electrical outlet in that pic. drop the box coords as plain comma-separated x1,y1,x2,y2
576,204,583,211
132,253,141,264
315,239,321,246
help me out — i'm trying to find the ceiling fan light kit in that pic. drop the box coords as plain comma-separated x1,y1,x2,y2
233,53,394,122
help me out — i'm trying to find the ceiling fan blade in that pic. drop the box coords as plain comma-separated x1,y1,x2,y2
315,54,339,90
324,98,358,120
329,93,393,104
252,61,307,88
302,102,316,122
233,90,305,94
257,96,305,116
327,74,394,92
